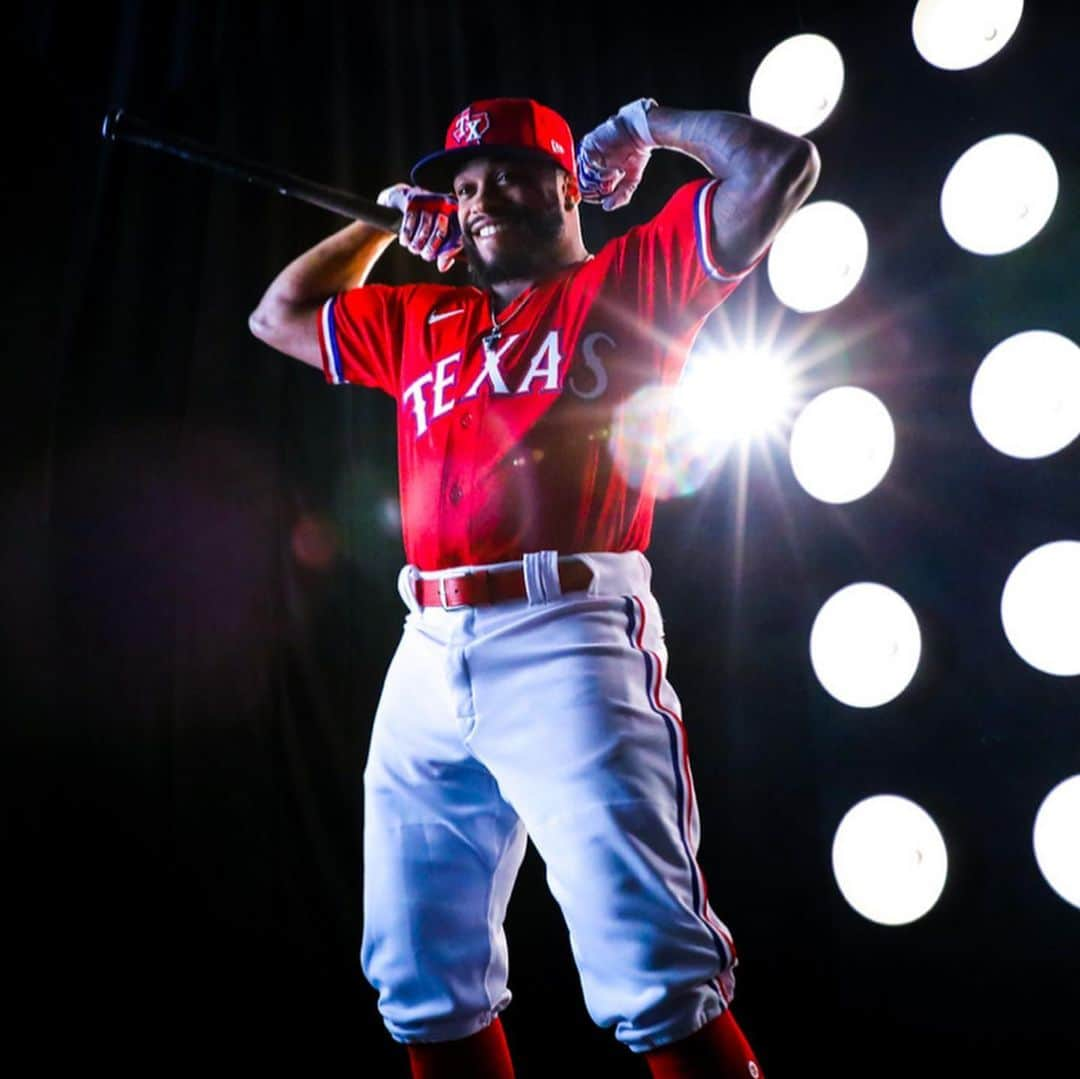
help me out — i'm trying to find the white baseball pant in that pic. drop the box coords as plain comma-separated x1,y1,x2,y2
361,550,737,1053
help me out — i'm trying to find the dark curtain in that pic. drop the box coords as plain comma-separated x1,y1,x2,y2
6,4,1080,1076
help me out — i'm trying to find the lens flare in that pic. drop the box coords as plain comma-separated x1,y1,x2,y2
609,346,799,498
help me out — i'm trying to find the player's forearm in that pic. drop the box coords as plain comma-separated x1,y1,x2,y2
647,106,820,272
248,220,395,366
645,107,817,188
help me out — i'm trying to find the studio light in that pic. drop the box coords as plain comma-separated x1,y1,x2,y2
1033,775,1080,909
912,0,1024,71
832,794,949,925
767,201,868,312
810,582,922,708
940,133,1058,255
1001,541,1080,676
789,387,895,503
749,33,844,136
971,330,1080,459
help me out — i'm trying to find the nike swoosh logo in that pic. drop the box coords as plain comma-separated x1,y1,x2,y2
428,308,465,324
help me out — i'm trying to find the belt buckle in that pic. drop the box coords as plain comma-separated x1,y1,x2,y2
437,571,469,610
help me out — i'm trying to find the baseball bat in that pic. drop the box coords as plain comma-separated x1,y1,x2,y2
101,108,403,231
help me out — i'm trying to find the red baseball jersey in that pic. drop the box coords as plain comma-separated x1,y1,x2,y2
318,178,754,571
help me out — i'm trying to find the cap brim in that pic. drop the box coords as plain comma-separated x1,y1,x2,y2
410,144,566,192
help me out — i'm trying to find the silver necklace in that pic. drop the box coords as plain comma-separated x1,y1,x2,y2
480,256,593,351
482,288,535,351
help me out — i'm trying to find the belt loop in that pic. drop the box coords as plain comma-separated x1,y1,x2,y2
523,550,560,605
397,564,422,614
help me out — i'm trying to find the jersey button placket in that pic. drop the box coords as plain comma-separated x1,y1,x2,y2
448,482,463,506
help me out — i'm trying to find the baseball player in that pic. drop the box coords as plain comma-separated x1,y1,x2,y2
250,96,818,1078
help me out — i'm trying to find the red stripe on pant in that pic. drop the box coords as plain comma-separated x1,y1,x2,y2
630,596,736,971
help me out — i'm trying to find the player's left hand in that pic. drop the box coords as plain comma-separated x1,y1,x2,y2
377,183,464,272
576,98,658,211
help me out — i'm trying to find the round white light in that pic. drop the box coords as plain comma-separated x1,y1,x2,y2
768,201,868,313
810,583,921,708
1001,541,1080,676
789,387,895,503
913,0,1024,70
971,331,1080,459
748,33,844,136
940,134,1058,255
1033,775,1080,908
832,795,948,925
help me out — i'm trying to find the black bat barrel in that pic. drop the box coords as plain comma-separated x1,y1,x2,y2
101,108,402,231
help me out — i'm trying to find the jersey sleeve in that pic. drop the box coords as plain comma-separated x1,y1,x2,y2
317,284,407,397
603,178,765,339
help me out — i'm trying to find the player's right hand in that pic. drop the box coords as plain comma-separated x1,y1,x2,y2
377,183,464,272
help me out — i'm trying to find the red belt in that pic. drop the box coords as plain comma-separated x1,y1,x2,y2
414,561,593,609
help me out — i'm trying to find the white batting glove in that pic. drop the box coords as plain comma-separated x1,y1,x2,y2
376,183,464,272
576,98,659,211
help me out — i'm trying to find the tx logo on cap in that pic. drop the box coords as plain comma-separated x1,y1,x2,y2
451,108,490,145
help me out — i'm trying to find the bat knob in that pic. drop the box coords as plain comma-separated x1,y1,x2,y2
102,107,125,141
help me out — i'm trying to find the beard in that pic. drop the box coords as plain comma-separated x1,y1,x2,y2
461,197,565,290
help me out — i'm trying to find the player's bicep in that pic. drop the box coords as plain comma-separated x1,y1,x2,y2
248,298,323,371
707,141,820,275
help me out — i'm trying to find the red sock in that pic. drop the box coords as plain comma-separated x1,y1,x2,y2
406,1017,515,1079
644,1009,764,1079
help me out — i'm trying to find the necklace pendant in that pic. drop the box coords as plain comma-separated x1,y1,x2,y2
483,326,501,351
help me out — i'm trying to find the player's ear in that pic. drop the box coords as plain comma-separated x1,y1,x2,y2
563,172,581,211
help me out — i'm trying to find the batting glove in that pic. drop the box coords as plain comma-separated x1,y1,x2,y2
576,97,659,211
377,183,464,272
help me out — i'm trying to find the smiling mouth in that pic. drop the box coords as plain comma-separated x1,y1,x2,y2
474,222,514,239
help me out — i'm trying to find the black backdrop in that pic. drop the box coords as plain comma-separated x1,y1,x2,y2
6,3,1079,1075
